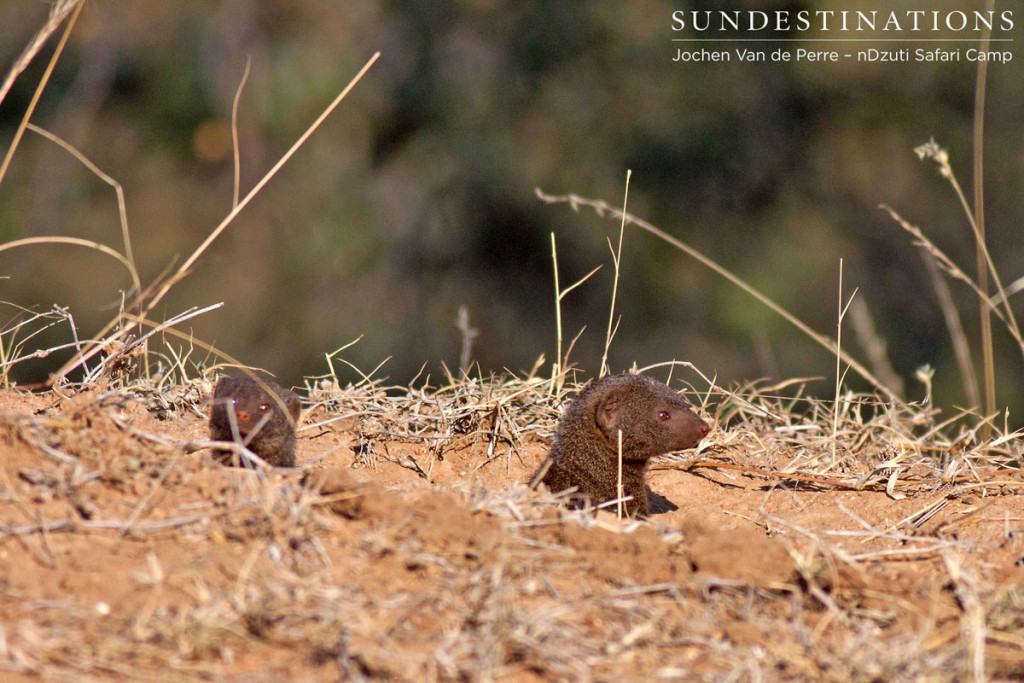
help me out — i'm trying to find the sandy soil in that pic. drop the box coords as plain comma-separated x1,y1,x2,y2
1,383,1022,681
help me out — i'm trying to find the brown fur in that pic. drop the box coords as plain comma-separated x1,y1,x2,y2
532,373,709,517
209,376,302,467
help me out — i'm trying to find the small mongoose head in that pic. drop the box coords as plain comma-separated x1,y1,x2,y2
211,376,300,439
209,376,301,467
585,373,708,461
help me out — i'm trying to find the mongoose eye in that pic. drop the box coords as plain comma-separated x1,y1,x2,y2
231,397,238,406
259,403,270,413
658,410,671,421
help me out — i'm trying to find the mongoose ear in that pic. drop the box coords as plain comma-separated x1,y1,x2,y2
595,387,625,434
285,393,302,422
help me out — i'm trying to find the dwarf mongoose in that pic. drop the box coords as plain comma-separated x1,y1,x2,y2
209,376,302,467
532,373,709,517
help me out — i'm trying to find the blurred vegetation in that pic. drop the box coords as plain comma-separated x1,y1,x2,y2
1,1,1022,421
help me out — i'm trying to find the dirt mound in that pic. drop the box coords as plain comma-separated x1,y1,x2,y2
1,382,1023,680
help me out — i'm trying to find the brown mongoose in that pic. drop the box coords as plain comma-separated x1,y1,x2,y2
532,373,709,517
208,376,302,467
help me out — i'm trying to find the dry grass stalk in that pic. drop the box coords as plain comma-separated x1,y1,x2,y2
848,297,905,399
972,1,995,446
832,259,858,466
25,123,140,294
600,170,631,378
549,232,601,393
0,1,83,107
141,51,382,316
616,428,624,519
919,252,980,409
455,305,479,376
881,202,1019,351
230,57,251,209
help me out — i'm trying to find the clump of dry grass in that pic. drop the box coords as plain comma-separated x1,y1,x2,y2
300,357,570,480
667,380,1023,503
1,305,78,389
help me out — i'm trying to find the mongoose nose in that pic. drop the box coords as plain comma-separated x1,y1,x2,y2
699,423,709,436
236,411,251,422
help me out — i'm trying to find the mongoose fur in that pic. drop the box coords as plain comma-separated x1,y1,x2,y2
532,373,709,517
209,376,302,467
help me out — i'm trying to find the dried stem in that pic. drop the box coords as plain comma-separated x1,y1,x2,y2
600,171,631,378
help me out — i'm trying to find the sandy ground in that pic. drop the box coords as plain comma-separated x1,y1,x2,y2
1,383,1023,681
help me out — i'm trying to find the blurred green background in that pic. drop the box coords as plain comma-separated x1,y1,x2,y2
1,2,1022,419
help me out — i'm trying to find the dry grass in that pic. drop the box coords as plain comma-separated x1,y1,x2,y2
1,368,1022,680
670,379,1022,493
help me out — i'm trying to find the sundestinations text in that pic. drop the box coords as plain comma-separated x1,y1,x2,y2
671,10,1014,33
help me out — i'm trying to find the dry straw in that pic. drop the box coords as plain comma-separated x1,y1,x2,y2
2,361,1022,679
